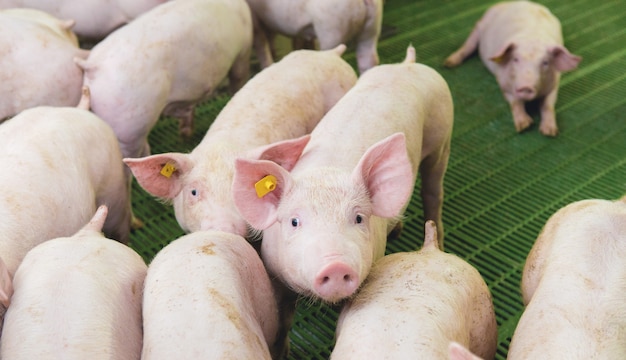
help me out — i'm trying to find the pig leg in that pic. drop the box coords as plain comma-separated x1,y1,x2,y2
228,50,251,94
538,87,559,137
252,15,274,69
504,92,534,133
355,35,379,74
419,146,450,249
443,22,481,67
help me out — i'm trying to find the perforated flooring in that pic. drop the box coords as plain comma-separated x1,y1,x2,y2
129,1,626,358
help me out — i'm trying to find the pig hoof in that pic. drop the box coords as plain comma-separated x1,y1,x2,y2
131,215,145,230
443,53,462,68
387,221,404,241
539,124,559,137
179,126,193,139
514,117,534,133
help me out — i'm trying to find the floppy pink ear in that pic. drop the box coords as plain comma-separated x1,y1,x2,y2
246,135,310,171
232,158,293,230
351,133,414,218
123,153,193,199
489,42,515,64
549,45,581,72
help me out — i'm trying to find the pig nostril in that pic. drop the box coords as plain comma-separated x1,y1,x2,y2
343,274,351,282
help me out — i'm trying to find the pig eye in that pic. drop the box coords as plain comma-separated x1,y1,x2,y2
355,214,363,224
291,217,301,227
191,189,198,197
542,60,549,66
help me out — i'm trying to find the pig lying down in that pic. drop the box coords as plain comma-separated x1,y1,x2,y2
507,195,626,359
331,221,498,360
444,0,581,136
0,0,167,40
0,8,88,121
246,0,383,74
75,0,254,159
125,46,357,236
141,230,281,360
1,206,147,360
0,90,132,276
233,45,453,303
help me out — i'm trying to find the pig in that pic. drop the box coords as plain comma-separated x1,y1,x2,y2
0,0,168,40
124,45,357,236
0,8,88,122
444,0,581,136
246,0,383,74
232,45,454,303
331,221,497,359
0,88,132,276
1,205,147,359
507,196,626,359
74,0,254,159
141,230,281,359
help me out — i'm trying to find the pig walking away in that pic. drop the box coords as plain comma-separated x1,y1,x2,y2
0,0,168,40
331,221,497,359
141,230,280,360
75,0,253,159
507,196,626,359
124,46,357,236
246,0,383,74
0,8,88,122
0,91,132,276
444,0,581,136
1,206,147,359
232,45,453,303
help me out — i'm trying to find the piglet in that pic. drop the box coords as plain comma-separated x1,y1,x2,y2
0,8,88,121
1,205,147,359
331,221,497,359
232,45,453,303
246,0,383,74
124,45,357,236
507,196,626,359
444,1,581,136
74,0,253,158
0,0,168,40
141,230,281,359
0,88,131,276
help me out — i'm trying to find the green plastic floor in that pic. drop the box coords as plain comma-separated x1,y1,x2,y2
129,0,626,358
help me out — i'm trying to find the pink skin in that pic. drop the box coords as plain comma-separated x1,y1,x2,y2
0,9,88,122
444,1,581,136
246,0,383,74
0,94,132,277
232,46,454,303
0,205,146,359
124,46,357,236
508,197,626,359
141,231,281,359
0,0,168,40
330,221,497,359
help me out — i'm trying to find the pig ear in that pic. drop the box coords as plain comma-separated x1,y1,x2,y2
0,258,13,309
246,135,310,171
449,342,484,360
232,158,293,230
351,133,414,218
549,45,581,72
489,42,515,64
124,153,193,200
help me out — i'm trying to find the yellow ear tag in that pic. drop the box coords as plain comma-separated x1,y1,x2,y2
160,163,176,178
255,175,277,198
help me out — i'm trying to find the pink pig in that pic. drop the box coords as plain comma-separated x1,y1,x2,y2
331,221,497,359
444,1,581,136
0,8,88,122
124,46,357,236
74,0,253,159
245,0,383,74
0,0,168,40
506,196,626,359
0,205,147,359
141,230,281,359
232,45,453,303
0,88,131,276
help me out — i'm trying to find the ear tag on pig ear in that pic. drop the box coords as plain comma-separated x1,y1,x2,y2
255,175,277,198
160,163,176,178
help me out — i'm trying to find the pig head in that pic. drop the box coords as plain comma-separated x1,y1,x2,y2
233,133,414,303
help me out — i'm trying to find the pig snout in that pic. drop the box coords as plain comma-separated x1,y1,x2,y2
515,85,536,99
314,261,359,302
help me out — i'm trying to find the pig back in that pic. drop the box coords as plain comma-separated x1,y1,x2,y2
0,106,129,274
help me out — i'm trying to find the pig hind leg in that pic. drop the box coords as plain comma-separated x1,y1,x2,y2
251,15,274,69
419,145,450,249
444,22,481,67
228,49,251,95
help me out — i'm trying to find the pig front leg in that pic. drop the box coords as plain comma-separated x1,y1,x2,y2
444,21,481,67
538,88,559,137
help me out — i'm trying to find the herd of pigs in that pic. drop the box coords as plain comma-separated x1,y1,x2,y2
1,0,624,358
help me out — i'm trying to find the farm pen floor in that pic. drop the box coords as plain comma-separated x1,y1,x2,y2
128,0,626,358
